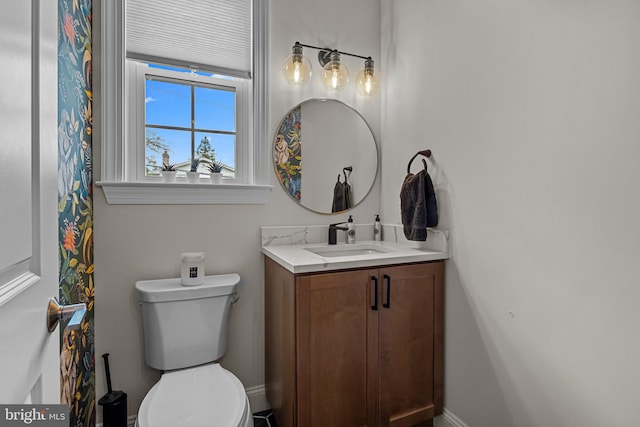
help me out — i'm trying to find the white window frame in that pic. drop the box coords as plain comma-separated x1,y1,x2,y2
127,62,249,183
97,0,271,204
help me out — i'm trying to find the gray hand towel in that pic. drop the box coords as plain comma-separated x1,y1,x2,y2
400,160,438,241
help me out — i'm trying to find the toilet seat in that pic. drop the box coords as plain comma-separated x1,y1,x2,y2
137,363,251,427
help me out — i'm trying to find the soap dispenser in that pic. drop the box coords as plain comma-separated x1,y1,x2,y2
373,214,382,241
346,215,356,244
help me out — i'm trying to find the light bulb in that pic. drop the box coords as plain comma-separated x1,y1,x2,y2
282,42,312,86
321,51,349,92
356,58,380,97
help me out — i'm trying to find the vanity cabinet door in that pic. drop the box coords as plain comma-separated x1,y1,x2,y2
296,269,379,427
378,262,444,427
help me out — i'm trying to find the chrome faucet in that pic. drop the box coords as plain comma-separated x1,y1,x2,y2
328,222,348,245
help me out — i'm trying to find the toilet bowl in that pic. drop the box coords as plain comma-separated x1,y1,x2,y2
136,364,251,427
135,274,250,427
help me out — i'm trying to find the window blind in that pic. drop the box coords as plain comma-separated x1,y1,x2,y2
126,0,252,78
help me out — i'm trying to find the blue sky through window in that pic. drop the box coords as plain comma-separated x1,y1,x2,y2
144,74,236,174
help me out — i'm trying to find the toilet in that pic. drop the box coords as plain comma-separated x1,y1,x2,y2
134,274,251,427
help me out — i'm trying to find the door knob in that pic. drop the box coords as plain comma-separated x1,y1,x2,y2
46,297,87,333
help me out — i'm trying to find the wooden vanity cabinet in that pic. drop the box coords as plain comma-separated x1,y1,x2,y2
265,257,444,427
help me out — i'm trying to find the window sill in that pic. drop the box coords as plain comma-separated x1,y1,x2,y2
96,181,273,205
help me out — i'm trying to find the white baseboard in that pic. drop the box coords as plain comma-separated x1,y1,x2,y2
246,384,269,413
435,408,470,427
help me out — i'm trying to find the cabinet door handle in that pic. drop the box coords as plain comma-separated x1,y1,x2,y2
383,274,391,309
371,276,379,311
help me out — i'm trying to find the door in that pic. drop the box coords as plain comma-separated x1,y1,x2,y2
0,0,60,403
379,263,444,427
296,269,379,427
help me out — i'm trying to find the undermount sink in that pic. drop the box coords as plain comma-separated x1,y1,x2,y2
305,244,393,258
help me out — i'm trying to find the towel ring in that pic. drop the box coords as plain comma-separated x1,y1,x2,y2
406,149,432,174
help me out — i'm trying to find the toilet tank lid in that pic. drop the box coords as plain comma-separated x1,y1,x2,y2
135,274,240,303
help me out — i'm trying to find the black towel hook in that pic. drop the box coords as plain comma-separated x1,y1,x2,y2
406,149,432,174
343,166,352,181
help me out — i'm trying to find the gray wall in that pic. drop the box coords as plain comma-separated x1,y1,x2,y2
381,0,640,426
93,0,381,419
96,1,640,424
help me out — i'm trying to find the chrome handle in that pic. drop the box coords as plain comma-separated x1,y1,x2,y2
47,297,87,333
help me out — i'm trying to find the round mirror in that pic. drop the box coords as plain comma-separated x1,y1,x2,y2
273,99,378,214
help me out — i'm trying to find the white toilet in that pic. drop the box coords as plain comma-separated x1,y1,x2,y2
134,274,252,427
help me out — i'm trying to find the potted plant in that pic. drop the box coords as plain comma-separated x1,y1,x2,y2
186,158,201,183
161,163,176,183
208,160,224,184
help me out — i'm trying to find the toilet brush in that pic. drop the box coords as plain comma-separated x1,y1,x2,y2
98,353,128,427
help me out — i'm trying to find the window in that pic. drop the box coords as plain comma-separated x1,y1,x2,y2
98,0,270,204
130,64,248,181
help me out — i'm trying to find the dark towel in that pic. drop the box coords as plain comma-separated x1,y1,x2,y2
331,174,353,213
400,160,438,241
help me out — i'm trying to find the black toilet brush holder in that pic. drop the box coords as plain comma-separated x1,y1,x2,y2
98,353,128,427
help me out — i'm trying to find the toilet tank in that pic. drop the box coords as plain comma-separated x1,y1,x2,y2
135,274,240,371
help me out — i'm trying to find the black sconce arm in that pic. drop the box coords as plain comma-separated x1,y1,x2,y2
292,41,373,66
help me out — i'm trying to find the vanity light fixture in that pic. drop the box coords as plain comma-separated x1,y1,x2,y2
281,42,312,87
321,50,349,92
355,57,380,97
282,41,380,96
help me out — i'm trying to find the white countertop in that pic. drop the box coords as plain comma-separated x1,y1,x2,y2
262,240,448,274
